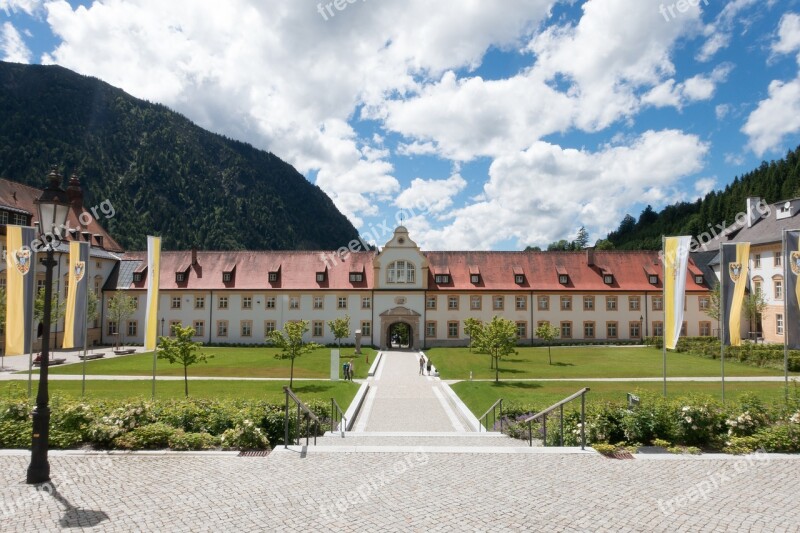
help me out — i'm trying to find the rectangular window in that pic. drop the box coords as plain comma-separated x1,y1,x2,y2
629,296,640,311
0,211,7,224
426,296,437,310
312,321,324,337
337,296,348,309
515,274,525,284
699,296,710,311
538,296,549,311
629,321,641,339
560,296,572,311
515,296,527,310
289,297,300,309
516,322,527,338
559,274,569,285
649,275,658,285
349,272,364,282
775,279,784,300
195,296,205,309
242,296,252,309
222,272,232,283
447,321,459,338
493,296,504,310
313,296,324,309
426,321,437,338
536,321,550,332
12,213,26,225
107,320,118,335
754,254,761,268
603,275,613,285
171,296,182,309
775,254,782,267
606,321,618,339
653,321,663,337
268,272,279,282
217,320,228,337
219,297,228,309
448,296,459,310
777,314,784,335
471,295,481,310
132,296,139,310
266,296,276,309
193,320,204,337
471,274,480,284
264,321,276,335
241,320,253,337
652,296,663,311
169,320,181,336
127,321,137,337
606,296,617,311
362,297,372,309
699,321,711,336
361,321,371,336
584,321,595,339
316,272,326,283
435,274,450,284
561,321,572,339
583,296,594,311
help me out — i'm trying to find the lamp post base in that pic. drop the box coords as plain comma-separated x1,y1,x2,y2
26,406,51,484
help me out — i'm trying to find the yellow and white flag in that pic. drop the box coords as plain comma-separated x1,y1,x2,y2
63,241,90,349
720,242,750,347
5,226,37,356
663,236,692,350
144,236,161,351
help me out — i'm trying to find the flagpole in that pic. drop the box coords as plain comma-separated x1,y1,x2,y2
720,242,726,405
783,230,789,402
663,235,667,397
81,242,91,398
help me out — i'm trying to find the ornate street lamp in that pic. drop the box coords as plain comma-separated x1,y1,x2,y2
27,168,71,485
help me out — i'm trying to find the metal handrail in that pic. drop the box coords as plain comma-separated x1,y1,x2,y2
478,398,503,432
283,387,322,449
522,388,590,449
331,398,347,436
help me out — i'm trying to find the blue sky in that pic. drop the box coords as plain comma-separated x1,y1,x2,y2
2,0,800,251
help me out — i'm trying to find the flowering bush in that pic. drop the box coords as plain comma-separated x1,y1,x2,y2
220,420,269,450
676,399,727,447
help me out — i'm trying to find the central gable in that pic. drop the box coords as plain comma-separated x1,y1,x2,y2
373,226,428,290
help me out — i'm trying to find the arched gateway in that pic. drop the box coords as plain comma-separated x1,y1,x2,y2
379,307,421,350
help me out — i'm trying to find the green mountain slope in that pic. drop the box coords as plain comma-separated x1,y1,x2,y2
0,61,359,251
606,146,800,249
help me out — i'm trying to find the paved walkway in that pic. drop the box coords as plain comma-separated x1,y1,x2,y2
354,351,477,433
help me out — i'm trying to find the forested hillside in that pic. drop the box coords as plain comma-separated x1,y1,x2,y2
0,61,360,251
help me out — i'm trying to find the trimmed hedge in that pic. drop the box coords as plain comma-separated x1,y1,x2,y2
0,390,330,451
644,336,800,372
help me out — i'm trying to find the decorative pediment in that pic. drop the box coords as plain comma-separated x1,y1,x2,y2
379,306,422,318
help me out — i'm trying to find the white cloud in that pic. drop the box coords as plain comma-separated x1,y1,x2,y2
742,77,800,156
0,0,41,16
394,173,467,215
694,177,716,198
696,0,758,62
715,104,731,120
411,130,708,250
642,64,733,110
0,22,31,63
773,13,800,56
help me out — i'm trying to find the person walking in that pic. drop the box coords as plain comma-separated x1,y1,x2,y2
419,356,425,376
426,359,432,376
348,361,354,380
343,361,350,380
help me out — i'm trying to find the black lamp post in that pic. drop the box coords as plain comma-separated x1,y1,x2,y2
27,168,71,485
161,317,165,337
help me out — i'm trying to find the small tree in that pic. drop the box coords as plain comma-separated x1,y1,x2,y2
107,293,137,349
34,285,66,323
328,315,350,350
743,290,768,338
536,322,560,365
157,324,211,397
464,317,482,355
473,316,518,384
268,320,322,388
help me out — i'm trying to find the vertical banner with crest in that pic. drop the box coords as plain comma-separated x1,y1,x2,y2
5,226,37,356
144,236,161,351
720,242,751,346
663,236,691,350
784,231,800,349
62,241,89,349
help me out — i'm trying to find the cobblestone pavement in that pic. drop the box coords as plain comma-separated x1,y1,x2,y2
359,351,471,432
2,451,799,531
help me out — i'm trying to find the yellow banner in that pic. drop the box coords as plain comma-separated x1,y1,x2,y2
727,243,750,347
144,236,161,351
663,236,691,350
5,227,27,355
62,241,79,349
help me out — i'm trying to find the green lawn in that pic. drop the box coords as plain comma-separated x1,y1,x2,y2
31,347,376,379
427,346,792,380
453,380,799,420
2,379,360,405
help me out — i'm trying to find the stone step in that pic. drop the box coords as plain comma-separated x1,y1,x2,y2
314,431,540,448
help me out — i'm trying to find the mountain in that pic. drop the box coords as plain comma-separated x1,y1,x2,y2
0,61,360,251
605,146,800,250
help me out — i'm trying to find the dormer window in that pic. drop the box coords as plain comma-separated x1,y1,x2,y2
316,272,326,283
176,272,186,283
515,274,525,284
349,272,364,282
435,274,450,284
471,274,480,284
694,275,704,285
558,274,569,285
223,272,232,283
603,274,613,285
133,272,143,283
268,272,279,283
649,275,658,285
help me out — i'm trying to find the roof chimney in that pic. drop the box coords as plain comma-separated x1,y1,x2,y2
586,246,595,266
66,173,83,208
746,197,764,228
191,248,198,266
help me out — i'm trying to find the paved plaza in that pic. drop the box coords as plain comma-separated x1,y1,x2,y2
2,351,800,531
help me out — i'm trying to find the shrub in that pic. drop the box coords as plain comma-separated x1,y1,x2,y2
168,430,218,451
220,420,270,450
0,419,30,448
724,436,760,455
592,443,617,456
114,422,176,450
676,399,727,447
621,395,677,444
